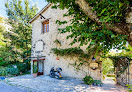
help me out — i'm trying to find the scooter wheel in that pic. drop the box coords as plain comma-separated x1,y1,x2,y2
55,75,59,79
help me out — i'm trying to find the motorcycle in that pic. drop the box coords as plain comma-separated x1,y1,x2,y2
49,67,62,79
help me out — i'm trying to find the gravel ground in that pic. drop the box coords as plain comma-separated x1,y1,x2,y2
3,75,127,92
0,81,29,92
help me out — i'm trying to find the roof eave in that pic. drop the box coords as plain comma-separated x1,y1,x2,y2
29,3,52,24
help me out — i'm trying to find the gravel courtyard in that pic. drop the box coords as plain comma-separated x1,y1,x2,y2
3,75,127,92
0,82,29,92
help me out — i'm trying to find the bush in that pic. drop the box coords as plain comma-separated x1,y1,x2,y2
83,75,94,85
0,60,8,66
16,63,26,73
0,67,8,76
7,67,20,76
16,63,30,73
93,80,102,86
126,84,132,92
0,67,20,76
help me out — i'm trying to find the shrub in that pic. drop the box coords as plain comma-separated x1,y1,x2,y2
16,63,30,73
126,84,132,92
0,67,8,76
0,67,20,76
7,67,20,75
93,80,102,86
16,63,25,73
83,75,94,85
0,60,8,66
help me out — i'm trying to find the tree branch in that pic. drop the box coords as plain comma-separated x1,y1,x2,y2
75,0,132,46
75,0,128,35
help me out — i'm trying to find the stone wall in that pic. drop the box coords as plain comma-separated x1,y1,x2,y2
31,5,102,80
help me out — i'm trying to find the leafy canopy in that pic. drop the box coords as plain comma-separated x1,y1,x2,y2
46,0,130,57
2,0,38,62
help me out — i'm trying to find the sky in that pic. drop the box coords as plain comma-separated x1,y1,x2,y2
0,0,48,17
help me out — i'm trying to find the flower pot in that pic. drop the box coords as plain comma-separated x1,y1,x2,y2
33,73,37,78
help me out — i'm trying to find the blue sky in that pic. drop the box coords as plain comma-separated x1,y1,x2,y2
0,0,48,17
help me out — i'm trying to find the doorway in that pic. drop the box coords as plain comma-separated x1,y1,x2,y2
38,60,44,75
33,59,45,76
101,58,115,83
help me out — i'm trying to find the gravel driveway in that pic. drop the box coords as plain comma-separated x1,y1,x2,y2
0,82,29,92
3,75,127,92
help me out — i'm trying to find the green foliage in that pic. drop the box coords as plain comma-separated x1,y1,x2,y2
0,67,8,76
104,48,131,75
93,80,102,86
86,0,129,23
52,47,91,70
118,44,132,58
52,47,90,59
101,58,114,75
2,0,38,62
0,67,20,76
0,57,20,67
126,84,132,92
101,45,132,76
83,75,102,85
16,62,30,73
52,47,84,56
46,0,130,57
54,39,61,46
0,17,5,33
7,67,20,76
33,65,38,73
83,75,94,85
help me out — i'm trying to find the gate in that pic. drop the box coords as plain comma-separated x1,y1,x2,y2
116,57,130,86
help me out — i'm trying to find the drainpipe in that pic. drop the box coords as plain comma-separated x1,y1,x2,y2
125,58,130,85
31,61,33,74
115,67,117,84
127,59,130,85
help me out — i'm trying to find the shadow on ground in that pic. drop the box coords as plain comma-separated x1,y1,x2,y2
4,75,127,92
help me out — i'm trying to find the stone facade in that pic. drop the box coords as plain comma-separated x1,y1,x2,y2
30,4,102,80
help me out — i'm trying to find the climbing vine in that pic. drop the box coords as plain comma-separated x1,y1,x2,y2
52,47,89,58
52,47,91,70
108,56,131,74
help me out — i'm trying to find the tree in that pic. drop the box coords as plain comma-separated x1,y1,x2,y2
4,0,38,62
0,17,5,46
0,16,14,64
101,58,114,75
46,0,132,57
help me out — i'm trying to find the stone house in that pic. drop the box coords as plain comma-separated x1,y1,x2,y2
29,4,102,80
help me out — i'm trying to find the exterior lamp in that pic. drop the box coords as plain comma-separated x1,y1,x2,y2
39,14,45,19
92,57,96,61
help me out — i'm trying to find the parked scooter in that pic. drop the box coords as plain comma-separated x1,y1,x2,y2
49,67,62,79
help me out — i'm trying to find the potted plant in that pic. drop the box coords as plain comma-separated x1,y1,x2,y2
33,65,38,78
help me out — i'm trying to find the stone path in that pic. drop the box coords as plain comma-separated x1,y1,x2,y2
3,75,128,92
0,82,29,92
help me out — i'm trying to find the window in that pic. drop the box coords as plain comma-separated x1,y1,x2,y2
42,20,49,33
